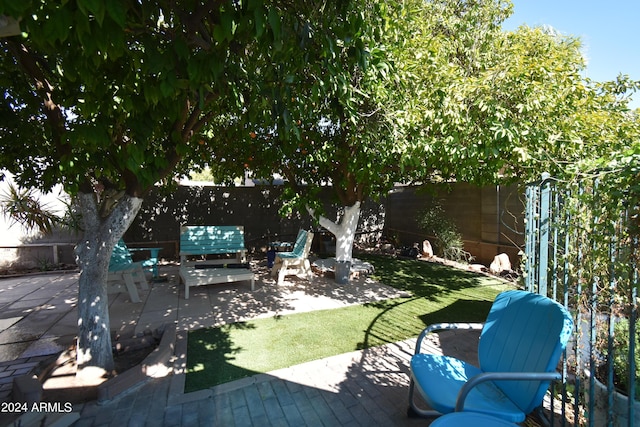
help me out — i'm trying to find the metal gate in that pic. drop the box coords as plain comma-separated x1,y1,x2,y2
525,173,638,426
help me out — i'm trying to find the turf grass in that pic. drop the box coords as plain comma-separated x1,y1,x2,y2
185,255,513,392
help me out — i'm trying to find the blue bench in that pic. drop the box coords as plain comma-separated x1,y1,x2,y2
179,225,254,299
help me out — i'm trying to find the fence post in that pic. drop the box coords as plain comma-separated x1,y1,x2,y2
538,172,552,296
524,184,534,292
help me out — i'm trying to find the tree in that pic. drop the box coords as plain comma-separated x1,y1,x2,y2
237,0,639,281
217,0,418,268
222,0,587,272
409,5,640,185
0,0,288,375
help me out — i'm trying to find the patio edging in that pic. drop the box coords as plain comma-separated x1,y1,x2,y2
97,322,176,404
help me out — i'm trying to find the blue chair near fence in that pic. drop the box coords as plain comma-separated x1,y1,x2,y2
408,289,574,424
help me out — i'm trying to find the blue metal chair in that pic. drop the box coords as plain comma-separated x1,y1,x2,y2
408,289,574,423
430,412,519,426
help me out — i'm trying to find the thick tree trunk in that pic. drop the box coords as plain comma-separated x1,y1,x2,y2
314,201,361,263
74,192,143,377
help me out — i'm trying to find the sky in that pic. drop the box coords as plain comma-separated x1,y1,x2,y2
503,0,640,109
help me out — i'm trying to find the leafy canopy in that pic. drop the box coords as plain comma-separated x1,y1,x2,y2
208,0,639,218
0,1,278,199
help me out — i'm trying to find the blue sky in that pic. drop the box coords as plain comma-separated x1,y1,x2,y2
503,0,640,108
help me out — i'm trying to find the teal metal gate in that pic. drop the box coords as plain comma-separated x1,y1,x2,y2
525,173,638,427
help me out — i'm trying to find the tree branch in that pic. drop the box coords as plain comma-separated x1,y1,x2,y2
5,39,69,158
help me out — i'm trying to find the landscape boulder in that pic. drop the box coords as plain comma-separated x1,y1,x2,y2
489,253,512,275
422,240,434,258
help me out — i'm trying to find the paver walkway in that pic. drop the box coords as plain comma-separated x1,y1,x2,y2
72,330,478,427
0,261,481,426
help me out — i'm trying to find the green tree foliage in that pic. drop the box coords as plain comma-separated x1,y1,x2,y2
0,1,264,198
225,0,633,210
394,1,638,187
216,0,405,212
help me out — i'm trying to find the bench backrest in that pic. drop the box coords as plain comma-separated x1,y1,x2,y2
179,225,246,257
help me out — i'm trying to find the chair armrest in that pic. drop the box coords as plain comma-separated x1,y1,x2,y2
455,371,562,412
414,322,484,354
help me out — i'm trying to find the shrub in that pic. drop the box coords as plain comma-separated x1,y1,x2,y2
417,202,473,263
610,318,640,400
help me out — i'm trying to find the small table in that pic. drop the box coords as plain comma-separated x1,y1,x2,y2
269,241,293,252
267,241,293,268
129,247,162,279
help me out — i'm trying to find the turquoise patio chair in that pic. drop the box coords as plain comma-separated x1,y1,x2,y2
112,239,161,278
408,289,574,424
271,229,314,285
107,240,154,303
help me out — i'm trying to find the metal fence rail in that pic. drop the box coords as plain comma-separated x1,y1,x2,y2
525,173,638,427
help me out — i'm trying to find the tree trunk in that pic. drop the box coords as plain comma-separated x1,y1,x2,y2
315,201,361,263
74,192,143,377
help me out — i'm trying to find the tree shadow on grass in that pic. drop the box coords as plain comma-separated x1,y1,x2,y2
185,322,258,393
360,254,502,299
358,298,493,351
356,255,505,351
418,298,493,325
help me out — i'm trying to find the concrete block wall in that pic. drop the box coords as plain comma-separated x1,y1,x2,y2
2,183,525,270
124,185,387,260
124,183,524,269
383,183,524,267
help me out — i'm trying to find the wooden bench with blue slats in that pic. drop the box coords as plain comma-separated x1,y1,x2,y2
179,225,255,299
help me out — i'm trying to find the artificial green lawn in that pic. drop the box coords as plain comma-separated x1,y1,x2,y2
185,255,514,392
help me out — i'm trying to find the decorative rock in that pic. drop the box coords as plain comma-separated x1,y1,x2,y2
468,264,488,273
422,240,434,258
489,253,512,275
